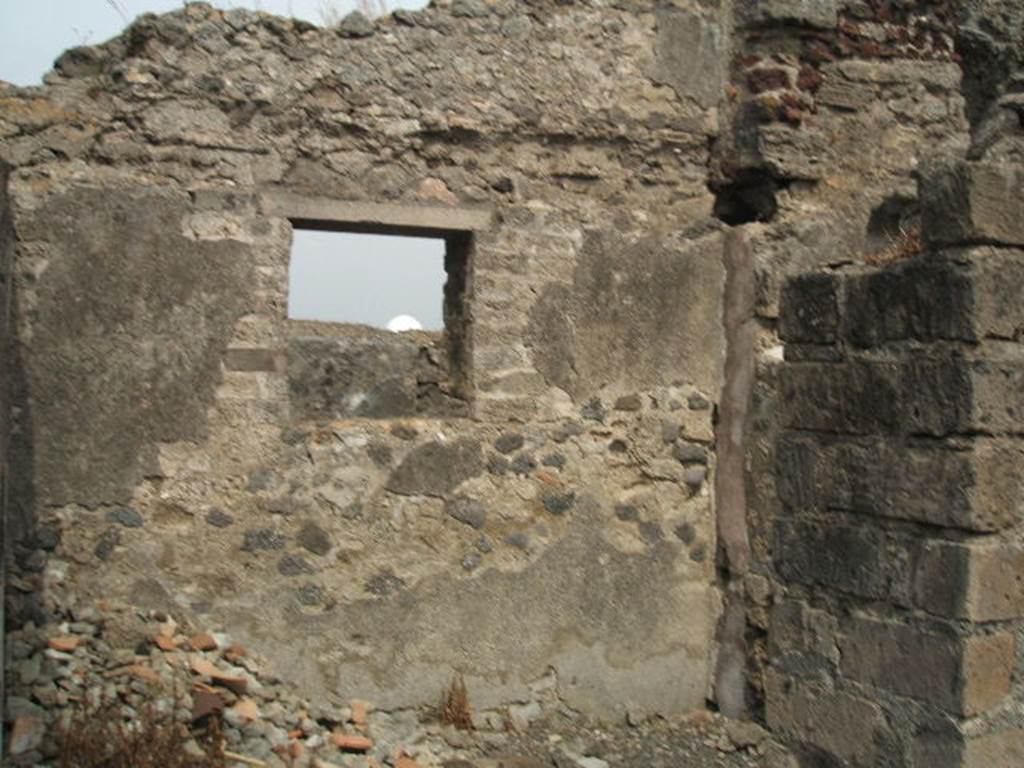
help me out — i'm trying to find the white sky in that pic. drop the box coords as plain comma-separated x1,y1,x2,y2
1,0,443,330
289,232,445,329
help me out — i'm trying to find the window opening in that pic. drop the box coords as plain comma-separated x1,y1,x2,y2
287,230,446,331
284,221,472,420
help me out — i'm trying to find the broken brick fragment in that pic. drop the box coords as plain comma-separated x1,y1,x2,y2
188,632,219,651
104,664,162,685
229,698,260,724
191,688,225,721
224,642,247,663
331,732,373,752
350,699,370,727
153,634,179,651
48,636,82,652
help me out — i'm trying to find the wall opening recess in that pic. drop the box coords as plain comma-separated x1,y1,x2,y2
285,219,472,421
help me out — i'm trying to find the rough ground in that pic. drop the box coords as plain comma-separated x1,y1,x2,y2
3,578,793,767
461,713,796,768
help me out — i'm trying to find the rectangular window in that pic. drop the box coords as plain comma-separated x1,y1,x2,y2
287,231,446,331
285,220,472,421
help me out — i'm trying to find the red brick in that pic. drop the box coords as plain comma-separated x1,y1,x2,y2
153,634,179,651
188,632,218,651
331,733,373,752
48,635,82,652
191,688,225,721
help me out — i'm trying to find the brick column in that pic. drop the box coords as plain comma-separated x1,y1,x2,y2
768,162,1024,766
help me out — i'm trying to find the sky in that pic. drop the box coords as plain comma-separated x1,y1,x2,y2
0,0,441,330
289,232,445,329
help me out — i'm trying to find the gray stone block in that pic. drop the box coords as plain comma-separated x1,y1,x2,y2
915,540,1024,621
843,249,1024,346
964,247,1024,341
779,272,840,344
962,728,1024,767
843,260,974,346
737,0,839,29
767,599,839,679
779,361,902,434
781,355,1024,437
921,160,1024,247
838,615,1015,716
765,671,892,766
776,434,1024,532
774,518,912,602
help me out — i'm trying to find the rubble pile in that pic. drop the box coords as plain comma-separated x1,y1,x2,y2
4,586,792,768
5,599,402,767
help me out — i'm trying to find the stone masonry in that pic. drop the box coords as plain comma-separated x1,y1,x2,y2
1,0,1024,766
771,160,1024,767
1,0,728,732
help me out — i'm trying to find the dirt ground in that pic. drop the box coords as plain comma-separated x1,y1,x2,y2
428,711,796,768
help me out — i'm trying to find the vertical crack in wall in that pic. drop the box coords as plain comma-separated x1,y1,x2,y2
713,227,756,718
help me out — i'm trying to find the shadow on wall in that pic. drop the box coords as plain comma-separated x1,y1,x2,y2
865,194,920,255
1,160,49,633
711,171,783,226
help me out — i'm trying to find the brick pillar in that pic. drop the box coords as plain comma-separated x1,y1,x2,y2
768,161,1024,766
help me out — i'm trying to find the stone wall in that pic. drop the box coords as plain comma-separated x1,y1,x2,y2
714,0,976,718
768,161,1024,767
0,1,731,723
2,0,1024,762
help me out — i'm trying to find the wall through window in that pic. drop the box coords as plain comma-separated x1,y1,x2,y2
283,218,473,420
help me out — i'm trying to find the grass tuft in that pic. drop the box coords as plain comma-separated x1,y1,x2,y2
441,673,474,731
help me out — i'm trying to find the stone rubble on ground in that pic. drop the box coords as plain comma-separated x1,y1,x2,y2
4,581,792,767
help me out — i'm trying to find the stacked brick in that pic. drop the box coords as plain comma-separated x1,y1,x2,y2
724,0,959,186
768,160,1024,767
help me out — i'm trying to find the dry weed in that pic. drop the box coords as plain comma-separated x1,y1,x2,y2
866,225,925,265
441,674,474,731
56,702,225,768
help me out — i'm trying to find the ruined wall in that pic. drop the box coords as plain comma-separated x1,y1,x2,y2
4,0,1024,758
711,0,976,715
0,1,733,721
769,161,1024,767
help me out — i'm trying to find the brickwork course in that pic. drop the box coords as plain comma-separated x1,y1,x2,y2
1,0,1024,766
